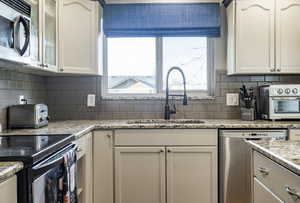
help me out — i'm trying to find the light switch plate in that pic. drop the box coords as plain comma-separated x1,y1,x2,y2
19,95,25,104
87,94,96,107
226,93,239,106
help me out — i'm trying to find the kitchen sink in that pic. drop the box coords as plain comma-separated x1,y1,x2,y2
126,119,205,124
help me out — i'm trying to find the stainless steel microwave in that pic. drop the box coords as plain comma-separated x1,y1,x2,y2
258,85,300,120
0,0,31,64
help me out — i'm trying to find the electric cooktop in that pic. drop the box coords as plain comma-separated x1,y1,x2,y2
0,134,75,165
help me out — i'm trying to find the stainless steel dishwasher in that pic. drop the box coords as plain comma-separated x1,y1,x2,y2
219,129,287,203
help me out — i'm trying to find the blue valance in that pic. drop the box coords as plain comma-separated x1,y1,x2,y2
103,3,221,37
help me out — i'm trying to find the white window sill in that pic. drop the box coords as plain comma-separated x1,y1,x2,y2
101,95,216,101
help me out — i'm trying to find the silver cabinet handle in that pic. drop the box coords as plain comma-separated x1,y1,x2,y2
258,167,269,175
285,186,300,199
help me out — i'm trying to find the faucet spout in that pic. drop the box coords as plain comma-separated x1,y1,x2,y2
165,67,188,120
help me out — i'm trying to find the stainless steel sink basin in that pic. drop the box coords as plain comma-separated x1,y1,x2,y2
127,119,205,125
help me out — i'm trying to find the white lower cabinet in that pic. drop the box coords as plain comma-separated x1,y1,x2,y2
253,150,300,203
112,129,218,203
253,178,284,203
74,133,93,203
115,147,166,203
166,147,218,203
0,176,17,203
93,130,114,203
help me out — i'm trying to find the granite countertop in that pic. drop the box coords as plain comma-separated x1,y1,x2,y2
0,162,23,182
2,119,300,139
1,119,300,179
248,140,300,176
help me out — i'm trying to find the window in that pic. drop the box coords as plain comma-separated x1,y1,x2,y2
103,37,213,97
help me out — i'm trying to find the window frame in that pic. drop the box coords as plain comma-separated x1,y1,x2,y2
102,37,215,98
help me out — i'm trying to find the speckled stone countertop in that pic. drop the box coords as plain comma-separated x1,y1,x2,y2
2,119,300,139
1,119,300,179
0,162,23,182
248,140,300,176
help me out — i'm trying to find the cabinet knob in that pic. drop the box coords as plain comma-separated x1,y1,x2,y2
276,69,281,72
167,149,172,153
107,134,112,138
160,150,164,153
257,167,269,175
76,147,83,152
60,69,64,72
285,185,300,199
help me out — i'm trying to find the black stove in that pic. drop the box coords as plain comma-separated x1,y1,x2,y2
0,134,75,166
0,134,76,203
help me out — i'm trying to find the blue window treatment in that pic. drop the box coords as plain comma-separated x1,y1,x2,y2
103,3,221,37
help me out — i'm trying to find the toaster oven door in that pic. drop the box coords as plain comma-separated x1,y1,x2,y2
270,97,300,119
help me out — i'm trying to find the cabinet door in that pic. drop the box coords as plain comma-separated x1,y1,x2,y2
235,0,275,74
0,176,17,203
93,131,114,203
59,0,100,74
115,147,166,203
166,147,217,203
253,178,284,203
25,0,41,65
43,0,58,71
276,0,300,73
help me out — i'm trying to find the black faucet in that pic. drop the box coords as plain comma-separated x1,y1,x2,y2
165,67,188,120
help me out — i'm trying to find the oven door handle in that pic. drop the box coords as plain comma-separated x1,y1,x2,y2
32,144,76,176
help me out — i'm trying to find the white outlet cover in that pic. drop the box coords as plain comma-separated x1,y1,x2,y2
226,93,239,106
19,95,25,104
87,94,96,107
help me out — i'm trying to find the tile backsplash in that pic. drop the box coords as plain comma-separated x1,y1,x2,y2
45,70,299,121
1,68,300,127
0,69,47,129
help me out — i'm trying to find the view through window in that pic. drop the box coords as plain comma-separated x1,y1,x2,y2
105,37,210,95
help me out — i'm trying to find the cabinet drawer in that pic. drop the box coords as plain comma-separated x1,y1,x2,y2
253,151,300,202
74,133,92,160
115,129,217,146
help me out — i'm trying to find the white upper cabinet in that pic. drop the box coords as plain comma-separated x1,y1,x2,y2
227,0,275,74
25,0,58,71
43,0,58,71
59,0,102,75
276,0,300,73
227,0,300,75
236,0,275,74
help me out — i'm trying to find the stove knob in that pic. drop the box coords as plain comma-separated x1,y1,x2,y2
277,88,284,95
292,88,298,94
285,88,291,94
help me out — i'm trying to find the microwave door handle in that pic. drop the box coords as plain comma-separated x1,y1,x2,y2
13,16,30,56
272,97,300,100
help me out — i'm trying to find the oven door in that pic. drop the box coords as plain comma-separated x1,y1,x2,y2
0,1,31,64
32,144,76,203
270,97,300,119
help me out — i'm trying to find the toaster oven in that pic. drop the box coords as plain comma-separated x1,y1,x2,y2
258,85,300,120
8,104,49,129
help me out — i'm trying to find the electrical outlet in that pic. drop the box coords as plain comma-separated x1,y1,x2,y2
226,93,239,106
19,95,25,104
87,94,96,107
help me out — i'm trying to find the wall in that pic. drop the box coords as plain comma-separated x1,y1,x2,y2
0,69,47,129
46,70,300,121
